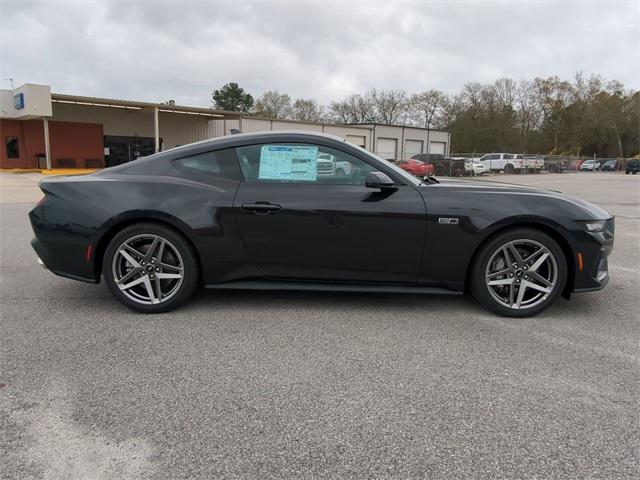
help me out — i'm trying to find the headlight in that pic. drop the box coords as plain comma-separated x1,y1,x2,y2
583,220,607,232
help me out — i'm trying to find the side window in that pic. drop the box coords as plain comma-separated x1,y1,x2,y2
504,154,513,160
174,148,242,181
235,143,377,185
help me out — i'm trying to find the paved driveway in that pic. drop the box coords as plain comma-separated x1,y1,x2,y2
1,172,638,479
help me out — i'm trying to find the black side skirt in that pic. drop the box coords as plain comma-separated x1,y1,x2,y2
205,280,461,295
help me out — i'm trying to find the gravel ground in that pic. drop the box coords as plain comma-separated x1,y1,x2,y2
1,172,638,479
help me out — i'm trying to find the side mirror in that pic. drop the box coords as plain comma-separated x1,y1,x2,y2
365,171,395,189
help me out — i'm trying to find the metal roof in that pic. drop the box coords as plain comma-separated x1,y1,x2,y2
51,93,242,118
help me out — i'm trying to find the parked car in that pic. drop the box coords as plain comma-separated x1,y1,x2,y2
464,158,489,176
567,159,585,171
580,159,601,171
600,160,618,171
317,152,354,177
625,159,639,174
30,130,614,317
396,159,435,177
316,153,336,175
544,157,568,173
411,154,465,177
517,154,544,173
479,153,527,173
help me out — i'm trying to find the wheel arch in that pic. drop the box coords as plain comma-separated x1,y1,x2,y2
92,212,202,281
465,220,576,299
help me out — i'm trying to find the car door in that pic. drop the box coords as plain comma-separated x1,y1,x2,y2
233,142,427,284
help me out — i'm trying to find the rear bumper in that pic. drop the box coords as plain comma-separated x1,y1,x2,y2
29,204,99,284
32,237,97,283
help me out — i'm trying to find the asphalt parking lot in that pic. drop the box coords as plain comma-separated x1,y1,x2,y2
1,171,638,479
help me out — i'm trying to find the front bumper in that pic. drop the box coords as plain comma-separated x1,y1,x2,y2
567,217,614,292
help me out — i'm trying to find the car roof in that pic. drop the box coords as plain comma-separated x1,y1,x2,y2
162,130,347,155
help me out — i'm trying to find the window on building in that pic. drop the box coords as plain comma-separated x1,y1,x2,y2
6,137,19,159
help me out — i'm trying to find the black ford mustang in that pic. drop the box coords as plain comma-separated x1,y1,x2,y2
29,131,614,317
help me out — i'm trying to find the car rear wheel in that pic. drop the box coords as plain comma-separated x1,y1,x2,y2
504,164,514,174
470,228,567,317
103,223,198,313
434,166,446,176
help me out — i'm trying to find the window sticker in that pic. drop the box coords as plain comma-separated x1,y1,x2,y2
258,145,318,181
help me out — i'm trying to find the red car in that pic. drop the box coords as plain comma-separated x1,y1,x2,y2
395,159,435,176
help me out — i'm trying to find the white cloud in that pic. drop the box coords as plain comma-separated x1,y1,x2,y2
0,0,637,106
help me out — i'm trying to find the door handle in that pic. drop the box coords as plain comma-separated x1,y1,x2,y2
241,202,282,214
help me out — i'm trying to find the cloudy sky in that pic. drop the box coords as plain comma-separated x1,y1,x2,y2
1,0,638,107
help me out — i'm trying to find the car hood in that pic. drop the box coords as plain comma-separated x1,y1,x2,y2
428,178,611,219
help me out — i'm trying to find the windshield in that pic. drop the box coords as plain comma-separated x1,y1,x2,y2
348,143,423,186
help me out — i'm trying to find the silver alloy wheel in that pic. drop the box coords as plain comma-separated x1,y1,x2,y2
485,238,558,310
111,234,184,305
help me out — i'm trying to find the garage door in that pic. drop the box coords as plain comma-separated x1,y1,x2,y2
376,138,398,160
346,135,366,148
429,141,446,155
405,140,423,157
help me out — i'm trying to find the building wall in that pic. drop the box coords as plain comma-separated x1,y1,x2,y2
47,121,104,168
0,118,103,168
208,118,376,150
0,84,52,119
208,119,449,160
366,124,450,160
0,119,28,168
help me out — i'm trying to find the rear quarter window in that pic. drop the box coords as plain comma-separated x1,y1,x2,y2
174,148,242,181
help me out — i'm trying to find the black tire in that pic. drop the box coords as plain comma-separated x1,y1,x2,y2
103,222,198,313
548,165,558,173
504,164,514,174
633,171,637,175
434,166,446,177
469,228,567,318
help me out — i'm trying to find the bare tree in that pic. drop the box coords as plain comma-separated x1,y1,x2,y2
534,76,574,152
371,89,408,125
515,79,542,152
438,93,465,128
253,91,292,119
329,92,376,123
462,82,485,110
408,90,445,128
291,98,325,122
493,78,517,108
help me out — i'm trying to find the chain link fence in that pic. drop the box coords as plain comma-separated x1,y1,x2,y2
450,153,636,175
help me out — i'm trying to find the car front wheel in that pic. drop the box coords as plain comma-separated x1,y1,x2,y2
103,223,198,313
470,228,567,317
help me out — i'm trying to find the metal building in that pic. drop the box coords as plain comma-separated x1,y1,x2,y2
1,83,450,170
